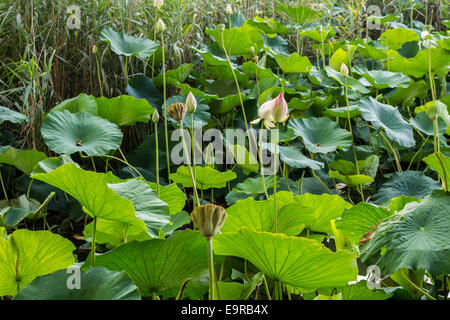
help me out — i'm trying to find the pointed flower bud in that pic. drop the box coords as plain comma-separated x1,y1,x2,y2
154,0,163,9
156,18,166,32
167,102,187,122
152,109,159,123
340,63,349,77
191,204,227,239
92,45,98,55
186,92,197,114
225,4,233,15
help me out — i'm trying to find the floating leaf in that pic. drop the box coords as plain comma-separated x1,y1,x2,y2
359,97,415,148
170,165,236,190
362,190,450,275
214,229,357,290
373,171,441,205
100,27,159,59
14,267,140,300
41,111,123,156
288,117,352,154
95,95,154,126
0,229,75,296
82,230,207,296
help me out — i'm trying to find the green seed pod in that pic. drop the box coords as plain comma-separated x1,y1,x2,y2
191,204,227,239
167,102,187,122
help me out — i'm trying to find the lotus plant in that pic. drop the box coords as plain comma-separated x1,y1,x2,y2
186,92,198,197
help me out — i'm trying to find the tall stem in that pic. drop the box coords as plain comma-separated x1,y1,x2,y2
207,238,216,300
259,122,270,199
273,124,278,233
190,113,197,205
154,122,160,196
0,171,8,203
180,121,200,206
161,31,171,181
91,216,97,267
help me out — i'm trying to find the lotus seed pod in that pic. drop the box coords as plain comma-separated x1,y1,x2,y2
340,63,349,77
156,18,166,32
92,45,98,55
152,109,159,123
186,92,197,114
425,100,446,120
167,102,187,122
154,0,163,9
217,24,225,32
191,204,227,239
226,4,233,15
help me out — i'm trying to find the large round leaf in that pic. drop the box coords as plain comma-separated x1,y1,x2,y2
222,197,305,236
82,230,208,296
214,229,357,290
147,182,186,215
41,110,123,156
14,267,140,300
276,4,322,25
170,165,236,190
362,190,450,275
32,164,137,224
0,229,75,296
359,97,415,148
0,147,47,175
279,145,324,170
51,93,97,115
95,95,154,126
373,171,441,205
288,117,352,154
100,27,159,59
274,52,313,74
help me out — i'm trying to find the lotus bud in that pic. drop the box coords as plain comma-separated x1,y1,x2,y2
225,4,233,15
154,0,163,9
340,63,349,77
186,92,197,114
167,102,187,122
250,46,255,56
425,100,446,120
152,109,159,123
191,204,227,239
156,18,166,33
217,24,225,32
92,45,98,55
204,143,215,166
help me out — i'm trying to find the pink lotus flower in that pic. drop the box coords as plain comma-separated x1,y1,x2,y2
250,92,289,129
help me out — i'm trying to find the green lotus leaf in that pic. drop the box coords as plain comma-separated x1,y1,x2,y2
147,182,186,215
127,132,167,173
387,195,419,213
410,111,447,136
153,64,193,87
126,76,163,109
387,48,450,77
355,68,410,89
161,211,190,236
280,193,351,233
373,170,441,205
214,229,357,290
242,61,278,82
379,28,420,50
414,99,450,135
384,80,427,106
217,273,263,300
221,197,305,236
233,175,279,195
288,117,352,154
0,106,28,125
329,48,354,72
288,97,315,111
300,25,335,42
303,280,392,300
279,145,324,170
41,110,123,156
213,93,249,114
247,16,290,36
100,27,159,59
84,179,170,245
325,66,370,94
82,230,208,296
14,267,140,300
0,147,47,176
423,152,449,191
95,95,154,126
329,170,374,186
31,155,79,175
323,106,361,118
335,202,390,243
51,93,97,115
362,190,450,275
274,52,313,74
32,164,137,223
276,4,322,25
359,97,415,148
205,25,263,58
225,144,259,174
0,229,75,296
170,165,236,190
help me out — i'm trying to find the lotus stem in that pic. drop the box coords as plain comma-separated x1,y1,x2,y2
273,124,278,233
180,121,200,207
262,275,272,300
161,31,171,181
91,216,97,267
0,170,8,203
207,237,216,300
258,122,270,200
190,113,196,204
154,121,160,196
